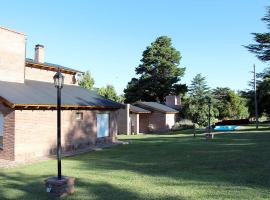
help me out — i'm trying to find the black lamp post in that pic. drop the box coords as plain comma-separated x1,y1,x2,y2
207,97,212,133
45,69,75,198
53,68,64,180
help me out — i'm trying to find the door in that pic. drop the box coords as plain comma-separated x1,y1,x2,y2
97,113,109,138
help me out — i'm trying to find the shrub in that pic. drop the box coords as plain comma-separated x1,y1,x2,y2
172,119,195,130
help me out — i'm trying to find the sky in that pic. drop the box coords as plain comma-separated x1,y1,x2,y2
1,0,269,94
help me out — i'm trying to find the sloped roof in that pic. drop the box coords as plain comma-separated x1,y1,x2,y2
165,104,183,112
135,102,179,114
26,58,81,74
0,80,122,110
130,105,151,114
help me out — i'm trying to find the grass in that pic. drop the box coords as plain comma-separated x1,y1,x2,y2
0,127,270,199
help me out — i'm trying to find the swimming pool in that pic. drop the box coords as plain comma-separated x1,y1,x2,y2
214,125,239,131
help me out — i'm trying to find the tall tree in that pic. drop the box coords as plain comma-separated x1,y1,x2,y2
79,71,95,90
184,74,218,126
245,7,270,61
188,74,210,97
124,36,186,103
243,7,270,118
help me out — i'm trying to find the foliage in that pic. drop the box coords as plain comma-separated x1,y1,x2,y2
124,36,186,103
79,71,95,90
256,69,270,116
188,73,210,97
172,119,195,130
98,85,124,103
212,87,249,120
184,74,218,127
241,69,270,118
243,7,270,118
245,7,270,61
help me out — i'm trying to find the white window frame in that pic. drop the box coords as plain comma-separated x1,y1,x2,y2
76,112,83,120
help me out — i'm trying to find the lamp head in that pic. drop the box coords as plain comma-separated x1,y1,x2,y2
53,69,64,88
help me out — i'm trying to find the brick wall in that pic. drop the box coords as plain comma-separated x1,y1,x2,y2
139,114,150,133
148,111,167,132
116,105,129,134
130,113,139,134
139,112,176,133
13,109,117,161
0,103,15,160
25,67,77,85
0,27,25,83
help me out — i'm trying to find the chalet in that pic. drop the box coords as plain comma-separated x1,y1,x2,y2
0,26,122,161
117,96,181,134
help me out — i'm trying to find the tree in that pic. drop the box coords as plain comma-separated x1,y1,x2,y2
98,85,123,102
213,87,249,120
244,6,270,118
245,7,270,61
184,74,218,127
188,74,210,97
257,70,270,116
241,68,270,118
124,36,186,103
79,71,95,90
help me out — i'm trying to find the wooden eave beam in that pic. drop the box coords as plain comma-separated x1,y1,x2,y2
0,97,15,109
25,62,77,75
12,104,121,111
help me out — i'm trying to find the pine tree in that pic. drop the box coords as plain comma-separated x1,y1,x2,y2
124,36,186,103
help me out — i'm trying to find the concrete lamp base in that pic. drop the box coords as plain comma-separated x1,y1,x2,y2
44,176,75,198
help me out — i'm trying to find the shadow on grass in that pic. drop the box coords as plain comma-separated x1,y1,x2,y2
71,179,187,200
0,171,188,200
1,130,270,199
0,171,52,200
68,131,270,190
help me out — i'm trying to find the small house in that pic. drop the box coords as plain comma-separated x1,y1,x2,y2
117,96,181,134
0,26,122,161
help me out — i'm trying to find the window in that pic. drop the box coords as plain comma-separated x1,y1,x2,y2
0,113,3,148
76,112,83,120
97,113,109,138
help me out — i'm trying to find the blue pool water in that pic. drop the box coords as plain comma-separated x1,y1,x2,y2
214,125,239,131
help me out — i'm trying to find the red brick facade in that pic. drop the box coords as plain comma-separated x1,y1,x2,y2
139,112,178,133
0,108,118,161
0,103,15,160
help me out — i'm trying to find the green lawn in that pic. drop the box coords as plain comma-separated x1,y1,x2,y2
1,127,270,199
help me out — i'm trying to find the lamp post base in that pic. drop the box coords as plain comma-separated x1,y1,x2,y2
44,176,75,198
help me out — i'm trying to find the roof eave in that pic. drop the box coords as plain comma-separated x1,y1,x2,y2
25,61,81,75
136,103,178,114
12,104,122,110
130,111,151,114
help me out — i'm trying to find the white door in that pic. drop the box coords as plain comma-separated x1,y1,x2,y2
97,113,109,138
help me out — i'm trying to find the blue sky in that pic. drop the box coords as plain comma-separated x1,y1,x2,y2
1,0,269,94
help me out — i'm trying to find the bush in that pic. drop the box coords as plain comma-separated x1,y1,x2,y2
172,119,196,130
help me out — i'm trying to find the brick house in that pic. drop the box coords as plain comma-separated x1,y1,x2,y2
0,26,122,161
117,96,180,134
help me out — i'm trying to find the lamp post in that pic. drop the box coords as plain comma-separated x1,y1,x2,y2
53,68,64,180
207,97,211,133
44,69,75,198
